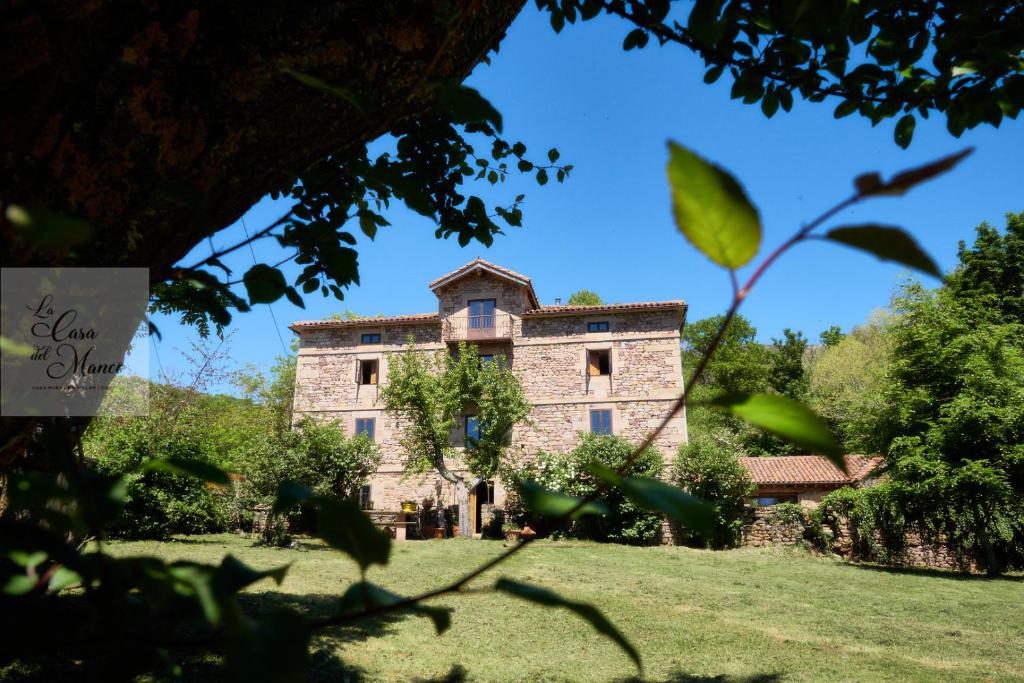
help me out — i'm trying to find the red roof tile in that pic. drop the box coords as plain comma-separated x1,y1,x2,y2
522,301,687,316
739,455,882,486
289,313,439,332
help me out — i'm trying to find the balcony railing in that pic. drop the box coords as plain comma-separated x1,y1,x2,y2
443,313,513,342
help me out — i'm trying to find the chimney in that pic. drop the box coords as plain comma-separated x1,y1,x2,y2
554,298,562,305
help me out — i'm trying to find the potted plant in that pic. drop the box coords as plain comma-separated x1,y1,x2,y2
502,522,521,542
400,500,417,513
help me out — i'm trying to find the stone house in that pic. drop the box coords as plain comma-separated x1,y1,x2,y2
289,258,688,534
739,454,882,508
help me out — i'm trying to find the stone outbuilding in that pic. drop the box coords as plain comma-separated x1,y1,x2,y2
739,454,882,508
289,258,689,535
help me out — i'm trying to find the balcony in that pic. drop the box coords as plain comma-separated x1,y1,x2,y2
443,313,513,342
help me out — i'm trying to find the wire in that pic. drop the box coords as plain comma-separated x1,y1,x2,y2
240,216,290,356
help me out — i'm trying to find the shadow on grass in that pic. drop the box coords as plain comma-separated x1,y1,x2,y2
617,674,783,683
845,562,1024,582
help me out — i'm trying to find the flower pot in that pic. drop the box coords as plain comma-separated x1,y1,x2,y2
401,501,417,513
520,525,537,540
420,525,436,539
433,527,445,539
504,530,521,542
452,525,460,537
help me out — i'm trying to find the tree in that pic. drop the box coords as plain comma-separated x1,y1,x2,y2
566,289,604,306
819,325,845,348
878,213,1024,573
673,435,755,549
808,312,892,453
380,341,531,536
768,328,809,401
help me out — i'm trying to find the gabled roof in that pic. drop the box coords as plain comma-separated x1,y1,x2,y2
739,455,882,487
289,312,439,332
428,257,540,309
522,301,687,317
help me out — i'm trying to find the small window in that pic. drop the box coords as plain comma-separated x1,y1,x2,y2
590,409,612,435
358,485,373,510
754,495,797,506
359,359,378,385
361,333,381,344
465,415,481,445
587,349,611,376
587,321,609,333
479,354,494,365
355,418,375,440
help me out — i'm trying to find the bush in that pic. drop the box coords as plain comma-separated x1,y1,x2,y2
767,502,805,525
672,437,754,549
92,421,227,539
503,433,664,545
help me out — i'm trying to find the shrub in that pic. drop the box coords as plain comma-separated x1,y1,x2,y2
767,502,805,525
92,421,227,539
503,433,665,545
672,437,755,549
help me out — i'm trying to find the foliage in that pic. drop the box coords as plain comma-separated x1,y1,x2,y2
538,1,1024,147
672,436,754,549
380,341,531,482
819,325,845,348
504,434,665,545
767,502,806,526
566,289,604,306
90,422,227,539
768,329,809,401
808,312,892,453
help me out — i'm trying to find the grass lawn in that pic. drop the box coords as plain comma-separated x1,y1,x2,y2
102,534,1022,683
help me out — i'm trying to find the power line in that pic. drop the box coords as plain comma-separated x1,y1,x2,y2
240,216,290,356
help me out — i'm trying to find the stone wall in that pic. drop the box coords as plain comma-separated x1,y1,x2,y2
739,505,980,573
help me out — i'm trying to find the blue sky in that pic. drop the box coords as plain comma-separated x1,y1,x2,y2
151,7,1024,393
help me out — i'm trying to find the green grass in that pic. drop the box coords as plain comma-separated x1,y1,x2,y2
102,534,1022,682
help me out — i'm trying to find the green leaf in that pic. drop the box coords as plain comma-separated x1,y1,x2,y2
623,28,648,50
212,555,289,596
434,82,503,133
761,91,779,118
144,457,230,486
316,498,391,572
834,99,859,119
712,394,845,470
337,582,452,634
282,68,369,114
47,566,82,593
587,464,713,537
243,264,287,305
536,169,549,185
667,141,761,269
495,579,641,670
547,148,560,163
776,87,793,112
225,608,310,683
518,481,608,520
284,286,305,309
825,225,941,278
272,480,313,516
5,204,93,249
703,65,724,84
894,114,916,148
688,0,725,46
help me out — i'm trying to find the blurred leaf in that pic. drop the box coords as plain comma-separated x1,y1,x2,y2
337,581,451,634
144,457,230,486
3,575,36,596
225,608,310,683
825,224,941,277
434,82,503,133
588,464,713,537
667,141,761,269
862,148,974,196
495,578,641,670
712,394,845,469
316,498,391,572
0,336,34,357
5,204,93,249
212,555,289,596
243,264,287,305
272,480,314,516
283,68,370,114
688,0,725,46
518,480,608,520
47,566,82,593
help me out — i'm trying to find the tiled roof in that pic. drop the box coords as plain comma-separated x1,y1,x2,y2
739,455,882,486
522,301,687,316
289,313,439,332
428,258,540,309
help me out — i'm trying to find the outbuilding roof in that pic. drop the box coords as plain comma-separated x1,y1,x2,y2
738,455,882,487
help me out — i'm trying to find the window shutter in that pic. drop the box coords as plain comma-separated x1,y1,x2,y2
588,351,600,377
354,359,361,383
369,361,377,385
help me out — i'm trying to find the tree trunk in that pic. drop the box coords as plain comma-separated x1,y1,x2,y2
456,480,472,538
1,1,525,472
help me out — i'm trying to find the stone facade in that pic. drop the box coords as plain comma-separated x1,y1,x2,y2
289,259,688,526
740,507,807,547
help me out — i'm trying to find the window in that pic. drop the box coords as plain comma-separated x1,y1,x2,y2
358,485,373,510
587,321,609,333
358,359,378,385
587,349,611,376
361,333,381,344
754,495,797,506
465,415,481,445
479,354,494,365
590,409,612,435
355,418,375,440
468,299,496,328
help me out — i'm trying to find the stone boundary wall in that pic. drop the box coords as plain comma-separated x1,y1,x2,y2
739,506,979,573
